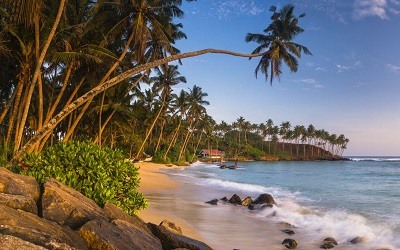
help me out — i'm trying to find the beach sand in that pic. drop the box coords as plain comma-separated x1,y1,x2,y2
136,162,291,250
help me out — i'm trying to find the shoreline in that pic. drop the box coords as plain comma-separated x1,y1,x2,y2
136,161,293,249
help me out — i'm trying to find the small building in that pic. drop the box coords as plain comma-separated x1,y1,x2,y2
198,149,224,160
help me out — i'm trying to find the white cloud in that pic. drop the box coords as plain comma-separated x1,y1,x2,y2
315,67,328,72
387,64,400,72
353,0,400,19
297,78,325,89
212,0,264,19
336,61,362,73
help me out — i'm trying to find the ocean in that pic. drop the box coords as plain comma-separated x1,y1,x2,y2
161,157,400,249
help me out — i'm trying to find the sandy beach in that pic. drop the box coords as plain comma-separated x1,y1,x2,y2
136,162,292,250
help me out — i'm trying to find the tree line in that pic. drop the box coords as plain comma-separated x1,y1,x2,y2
0,1,313,164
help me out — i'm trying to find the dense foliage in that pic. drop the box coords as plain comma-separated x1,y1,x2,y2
22,141,147,214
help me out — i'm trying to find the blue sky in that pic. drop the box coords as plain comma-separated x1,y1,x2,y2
172,0,400,156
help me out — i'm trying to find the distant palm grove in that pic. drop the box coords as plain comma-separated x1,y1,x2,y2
0,1,347,165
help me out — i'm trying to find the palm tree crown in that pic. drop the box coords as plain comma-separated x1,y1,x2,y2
245,4,312,84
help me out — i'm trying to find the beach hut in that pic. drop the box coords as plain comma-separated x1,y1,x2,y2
198,149,225,160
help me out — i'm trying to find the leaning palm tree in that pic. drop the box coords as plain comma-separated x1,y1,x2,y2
245,4,312,84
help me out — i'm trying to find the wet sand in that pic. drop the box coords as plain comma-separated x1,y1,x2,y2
136,162,361,250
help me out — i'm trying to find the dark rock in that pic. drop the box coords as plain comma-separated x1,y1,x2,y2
0,167,40,202
228,165,237,170
241,197,253,206
282,238,297,249
160,220,183,235
205,199,218,205
0,204,87,249
103,202,152,235
228,194,242,205
279,222,297,228
253,193,276,205
349,236,365,244
248,203,256,210
219,165,227,169
220,197,228,202
261,203,273,210
0,234,46,250
323,237,338,245
148,223,213,250
281,229,295,235
0,193,38,214
320,241,335,249
78,219,162,250
42,179,108,229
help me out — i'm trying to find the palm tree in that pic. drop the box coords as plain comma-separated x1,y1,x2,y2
245,4,312,84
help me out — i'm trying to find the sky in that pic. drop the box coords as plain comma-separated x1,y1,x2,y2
171,0,400,156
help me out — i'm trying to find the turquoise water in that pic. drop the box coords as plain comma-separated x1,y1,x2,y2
167,158,400,249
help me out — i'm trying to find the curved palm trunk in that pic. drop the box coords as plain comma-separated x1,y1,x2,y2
163,118,182,160
154,120,165,155
178,119,196,162
191,130,203,162
12,48,264,161
14,0,67,153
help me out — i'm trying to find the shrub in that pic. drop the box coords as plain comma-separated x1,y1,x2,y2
23,141,147,215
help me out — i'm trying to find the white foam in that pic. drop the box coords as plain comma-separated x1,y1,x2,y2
350,157,400,162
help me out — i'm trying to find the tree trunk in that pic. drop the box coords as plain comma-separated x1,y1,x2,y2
12,48,264,161
191,130,203,162
163,118,182,160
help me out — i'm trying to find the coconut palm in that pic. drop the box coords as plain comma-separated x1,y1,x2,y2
245,4,312,84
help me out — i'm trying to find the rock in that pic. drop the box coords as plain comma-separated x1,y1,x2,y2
279,222,297,228
281,229,295,235
205,199,218,205
78,219,162,250
261,203,273,210
228,194,242,205
228,165,237,170
0,204,87,249
320,241,335,249
0,193,38,214
323,237,338,245
0,167,40,202
103,202,152,235
282,238,297,249
160,220,183,235
241,197,253,206
219,165,227,169
148,223,213,250
0,234,46,250
42,179,108,229
220,197,228,202
349,236,365,244
253,193,276,205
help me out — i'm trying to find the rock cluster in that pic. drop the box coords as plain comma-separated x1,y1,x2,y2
0,167,212,250
206,193,276,210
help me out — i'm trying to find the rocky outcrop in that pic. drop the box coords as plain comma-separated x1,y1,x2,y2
205,199,218,205
148,223,213,250
241,197,253,206
228,194,242,205
78,219,162,249
0,204,87,249
253,193,276,205
42,179,108,229
0,169,212,250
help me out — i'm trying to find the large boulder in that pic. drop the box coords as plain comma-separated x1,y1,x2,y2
252,193,276,205
160,220,183,235
42,179,108,229
0,193,38,214
228,194,242,205
103,202,152,235
0,234,46,250
0,204,87,249
78,219,162,250
0,167,40,202
148,223,213,250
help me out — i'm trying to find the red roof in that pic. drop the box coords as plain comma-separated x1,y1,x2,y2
201,149,224,156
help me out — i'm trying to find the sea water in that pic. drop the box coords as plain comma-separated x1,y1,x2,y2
163,157,400,249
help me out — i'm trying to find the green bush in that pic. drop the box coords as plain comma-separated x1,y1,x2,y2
22,141,147,215
245,145,266,160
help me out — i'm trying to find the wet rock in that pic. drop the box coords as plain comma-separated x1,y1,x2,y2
349,236,365,244
253,193,276,205
220,197,228,202
148,223,213,250
279,222,297,228
228,165,237,170
261,203,273,210
323,237,338,245
0,167,40,202
320,241,335,249
219,165,227,169
0,234,46,250
0,204,87,249
282,238,297,249
103,202,152,235
281,229,295,235
241,197,253,206
42,179,107,229
78,219,162,250
228,194,242,205
0,193,38,214
160,220,183,235
205,199,218,205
